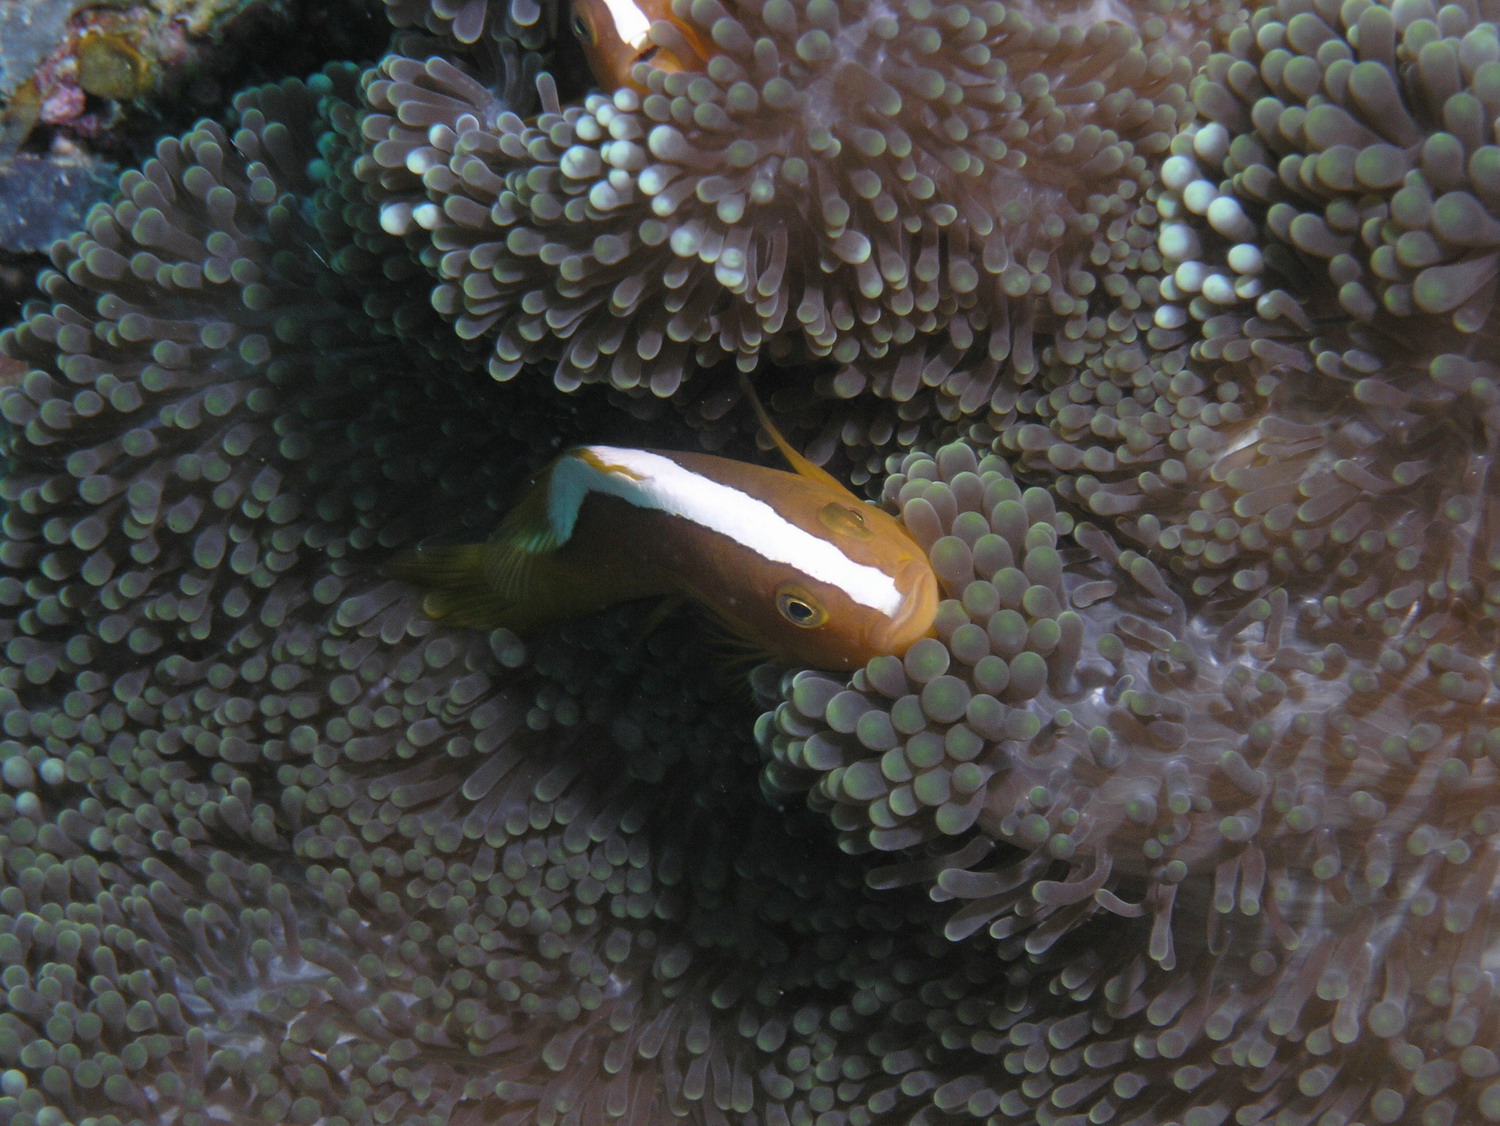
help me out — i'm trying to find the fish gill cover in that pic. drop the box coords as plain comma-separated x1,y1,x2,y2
0,0,1498,1124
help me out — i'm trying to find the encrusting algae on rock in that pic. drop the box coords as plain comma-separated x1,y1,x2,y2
1,0,1499,1123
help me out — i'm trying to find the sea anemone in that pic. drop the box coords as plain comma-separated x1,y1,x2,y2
763,437,1500,1123
356,0,1213,410
384,0,561,51
0,57,1048,1126
3,0,1499,1123
994,0,1500,619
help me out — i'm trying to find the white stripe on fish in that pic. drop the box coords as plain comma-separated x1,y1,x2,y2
550,446,905,615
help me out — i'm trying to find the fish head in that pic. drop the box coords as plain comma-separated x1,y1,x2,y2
569,0,707,92
711,496,939,672
569,0,646,91
862,552,941,658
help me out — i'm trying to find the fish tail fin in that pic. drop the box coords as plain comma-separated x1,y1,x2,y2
390,452,676,634
738,373,845,492
386,543,522,630
388,457,573,631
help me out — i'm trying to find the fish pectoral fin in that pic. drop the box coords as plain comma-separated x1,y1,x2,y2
738,373,847,493
697,614,782,692
694,601,781,665
641,592,690,637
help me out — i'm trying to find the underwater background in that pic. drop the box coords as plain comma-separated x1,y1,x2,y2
2,0,1500,1123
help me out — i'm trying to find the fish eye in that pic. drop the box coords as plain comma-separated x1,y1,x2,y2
776,583,827,629
570,10,593,40
819,502,872,540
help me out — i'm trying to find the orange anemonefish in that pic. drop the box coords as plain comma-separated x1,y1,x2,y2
390,386,939,670
568,0,710,92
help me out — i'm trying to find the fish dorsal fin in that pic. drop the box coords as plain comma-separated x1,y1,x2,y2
738,374,847,493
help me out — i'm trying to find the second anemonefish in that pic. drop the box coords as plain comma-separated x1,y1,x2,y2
391,385,939,671
569,0,711,92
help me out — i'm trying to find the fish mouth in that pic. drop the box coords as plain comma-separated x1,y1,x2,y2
873,558,939,654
